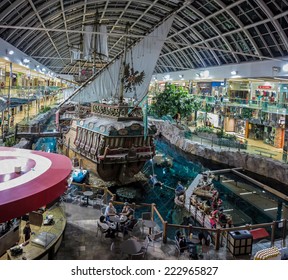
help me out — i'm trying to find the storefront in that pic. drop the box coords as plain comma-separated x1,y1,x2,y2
262,113,285,148
228,81,250,104
235,119,247,137
211,81,225,97
248,123,264,140
196,82,212,96
279,84,288,108
250,82,278,106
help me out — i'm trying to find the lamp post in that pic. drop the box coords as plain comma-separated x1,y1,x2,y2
7,62,12,131
27,70,31,122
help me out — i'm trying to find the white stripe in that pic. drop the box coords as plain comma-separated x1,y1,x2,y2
0,150,51,191
239,191,257,195
263,207,278,212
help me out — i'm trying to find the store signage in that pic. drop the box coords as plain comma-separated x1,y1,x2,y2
212,82,224,87
258,85,272,89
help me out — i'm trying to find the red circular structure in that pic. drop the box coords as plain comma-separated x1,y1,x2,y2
0,147,72,223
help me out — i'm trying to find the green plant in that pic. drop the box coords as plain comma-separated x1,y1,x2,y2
241,108,253,120
40,106,51,113
149,83,196,119
195,126,214,134
4,136,17,147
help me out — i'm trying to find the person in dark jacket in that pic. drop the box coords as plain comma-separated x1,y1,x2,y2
23,221,32,241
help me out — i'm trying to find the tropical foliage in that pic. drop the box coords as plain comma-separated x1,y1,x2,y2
149,83,200,119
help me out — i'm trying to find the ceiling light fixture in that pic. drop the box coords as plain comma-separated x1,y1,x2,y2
282,64,288,72
23,58,30,63
7,50,14,55
231,70,238,75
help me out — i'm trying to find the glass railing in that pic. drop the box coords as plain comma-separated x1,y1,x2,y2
0,86,61,99
191,94,288,114
149,114,288,164
187,131,288,163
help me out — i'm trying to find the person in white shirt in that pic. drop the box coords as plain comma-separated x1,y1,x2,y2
104,200,117,221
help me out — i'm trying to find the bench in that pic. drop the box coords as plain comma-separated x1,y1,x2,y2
255,149,276,158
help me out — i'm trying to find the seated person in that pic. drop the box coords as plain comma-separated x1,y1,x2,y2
120,202,134,217
104,200,117,221
98,215,116,238
176,230,192,253
175,181,185,197
121,214,138,235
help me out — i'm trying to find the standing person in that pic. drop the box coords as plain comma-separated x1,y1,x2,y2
10,115,14,127
175,181,185,197
23,221,32,242
104,200,117,221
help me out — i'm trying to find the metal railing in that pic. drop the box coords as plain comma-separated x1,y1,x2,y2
68,181,288,255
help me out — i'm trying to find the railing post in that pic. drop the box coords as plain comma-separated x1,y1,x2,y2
14,123,18,139
163,221,168,243
271,221,276,246
103,187,107,205
215,228,221,250
282,219,287,247
151,203,155,220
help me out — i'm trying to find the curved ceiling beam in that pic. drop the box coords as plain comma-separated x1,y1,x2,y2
25,0,65,66
254,0,288,52
217,0,261,61
15,9,158,54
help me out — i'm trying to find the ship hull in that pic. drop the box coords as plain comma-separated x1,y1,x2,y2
59,114,156,182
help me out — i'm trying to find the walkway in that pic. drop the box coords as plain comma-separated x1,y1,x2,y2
187,126,285,162
53,202,235,260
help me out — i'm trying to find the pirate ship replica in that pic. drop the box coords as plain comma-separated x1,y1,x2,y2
57,15,174,182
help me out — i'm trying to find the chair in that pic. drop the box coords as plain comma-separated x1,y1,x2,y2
96,221,108,239
131,251,145,260
148,231,163,250
128,220,144,239
110,241,123,257
101,206,107,216
93,193,104,209
141,212,151,221
175,236,190,259
71,188,84,204
198,244,211,259
130,236,149,259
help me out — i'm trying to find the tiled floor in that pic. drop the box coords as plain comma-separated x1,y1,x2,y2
54,201,270,260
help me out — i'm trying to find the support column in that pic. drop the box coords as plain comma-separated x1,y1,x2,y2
277,201,283,221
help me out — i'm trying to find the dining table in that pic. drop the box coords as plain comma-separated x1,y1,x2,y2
120,239,142,256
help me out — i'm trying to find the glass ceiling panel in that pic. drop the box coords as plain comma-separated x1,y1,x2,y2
1,0,288,75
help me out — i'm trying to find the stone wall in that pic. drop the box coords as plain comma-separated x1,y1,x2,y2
150,119,288,185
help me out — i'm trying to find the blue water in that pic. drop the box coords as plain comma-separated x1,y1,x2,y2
34,136,57,153
33,115,57,153
139,139,282,237
32,115,282,236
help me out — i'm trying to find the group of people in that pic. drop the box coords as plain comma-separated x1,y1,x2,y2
176,230,212,259
99,200,137,238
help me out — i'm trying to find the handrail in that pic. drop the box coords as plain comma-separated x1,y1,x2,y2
72,181,288,251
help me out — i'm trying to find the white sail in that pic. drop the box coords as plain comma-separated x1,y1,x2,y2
96,24,109,60
71,15,174,103
83,25,93,61
71,45,81,61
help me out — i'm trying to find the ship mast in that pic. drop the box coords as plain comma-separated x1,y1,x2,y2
93,11,98,75
118,24,129,105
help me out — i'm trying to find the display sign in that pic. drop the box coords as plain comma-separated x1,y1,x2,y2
258,85,272,89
